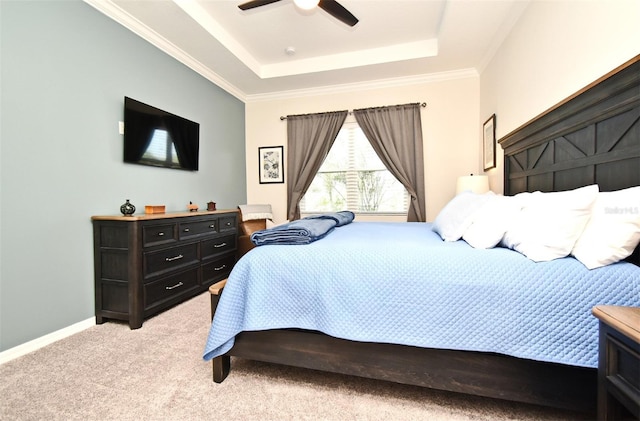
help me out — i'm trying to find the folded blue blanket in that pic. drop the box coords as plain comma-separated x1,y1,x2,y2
250,218,337,246
305,210,355,226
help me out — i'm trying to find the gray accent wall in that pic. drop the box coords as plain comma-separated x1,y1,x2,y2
0,1,246,351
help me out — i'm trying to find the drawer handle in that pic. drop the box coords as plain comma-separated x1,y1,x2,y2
214,242,227,248
209,224,215,229
183,228,190,232
214,264,227,271
225,222,231,227
158,232,164,237
165,282,184,290
165,254,184,262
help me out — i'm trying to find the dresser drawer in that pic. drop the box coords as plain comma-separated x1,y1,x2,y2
202,255,235,286
219,215,237,233
606,335,640,402
144,243,198,279
143,223,177,247
144,267,199,310
201,234,237,260
179,219,218,240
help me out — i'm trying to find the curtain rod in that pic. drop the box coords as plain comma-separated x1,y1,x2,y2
279,102,427,121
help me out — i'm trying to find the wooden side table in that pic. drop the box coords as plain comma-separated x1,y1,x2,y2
592,305,640,420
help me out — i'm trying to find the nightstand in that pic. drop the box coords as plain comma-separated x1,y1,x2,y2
592,305,640,420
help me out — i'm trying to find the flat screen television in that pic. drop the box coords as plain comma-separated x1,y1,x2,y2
123,97,199,171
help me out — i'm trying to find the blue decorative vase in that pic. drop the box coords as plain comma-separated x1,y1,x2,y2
120,199,136,216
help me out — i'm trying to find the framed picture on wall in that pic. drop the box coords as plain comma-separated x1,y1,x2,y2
483,114,496,171
258,146,284,184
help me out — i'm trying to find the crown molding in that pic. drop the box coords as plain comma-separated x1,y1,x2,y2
85,0,479,105
245,68,479,103
83,0,248,102
477,0,530,74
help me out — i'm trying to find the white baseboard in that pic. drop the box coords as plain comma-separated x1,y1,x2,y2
0,317,95,365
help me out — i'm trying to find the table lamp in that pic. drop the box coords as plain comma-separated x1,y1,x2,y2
456,174,490,195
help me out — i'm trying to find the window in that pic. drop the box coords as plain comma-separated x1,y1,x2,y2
301,121,409,214
141,129,179,166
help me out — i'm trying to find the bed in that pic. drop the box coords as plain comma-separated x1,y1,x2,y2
203,55,640,413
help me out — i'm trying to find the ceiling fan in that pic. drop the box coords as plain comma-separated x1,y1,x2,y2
238,0,359,27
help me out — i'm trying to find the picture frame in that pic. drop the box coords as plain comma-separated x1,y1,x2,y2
483,114,496,171
258,146,284,184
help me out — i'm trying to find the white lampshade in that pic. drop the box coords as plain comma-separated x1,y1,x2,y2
456,174,490,195
293,0,320,10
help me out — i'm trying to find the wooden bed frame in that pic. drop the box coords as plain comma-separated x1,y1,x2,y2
209,55,640,413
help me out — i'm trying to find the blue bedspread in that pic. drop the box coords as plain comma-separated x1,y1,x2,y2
204,222,640,368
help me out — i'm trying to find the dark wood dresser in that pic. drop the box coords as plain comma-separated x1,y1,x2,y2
92,210,238,329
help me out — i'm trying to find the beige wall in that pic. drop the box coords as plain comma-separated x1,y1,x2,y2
480,0,640,194
245,1,639,222
245,74,480,223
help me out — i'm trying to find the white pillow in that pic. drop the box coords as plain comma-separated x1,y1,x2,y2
572,186,640,269
502,184,599,262
463,195,522,249
432,191,495,241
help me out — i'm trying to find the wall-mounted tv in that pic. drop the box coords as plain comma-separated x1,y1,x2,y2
123,97,199,171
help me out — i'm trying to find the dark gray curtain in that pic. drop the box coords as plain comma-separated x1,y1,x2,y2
353,103,426,222
124,111,157,162
286,110,348,221
165,115,199,170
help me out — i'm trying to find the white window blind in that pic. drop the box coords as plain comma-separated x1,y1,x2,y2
142,129,179,165
301,121,409,214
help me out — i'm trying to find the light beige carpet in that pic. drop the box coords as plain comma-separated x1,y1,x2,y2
0,292,593,420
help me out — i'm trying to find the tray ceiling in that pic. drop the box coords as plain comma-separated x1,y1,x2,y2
85,0,528,100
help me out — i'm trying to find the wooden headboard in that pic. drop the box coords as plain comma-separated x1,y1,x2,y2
499,55,639,194
499,55,640,265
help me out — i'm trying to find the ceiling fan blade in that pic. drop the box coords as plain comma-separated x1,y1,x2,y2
318,0,358,26
238,0,282,11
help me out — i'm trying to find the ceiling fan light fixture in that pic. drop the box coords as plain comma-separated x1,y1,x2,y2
293,0,320,11
238,0,358,27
